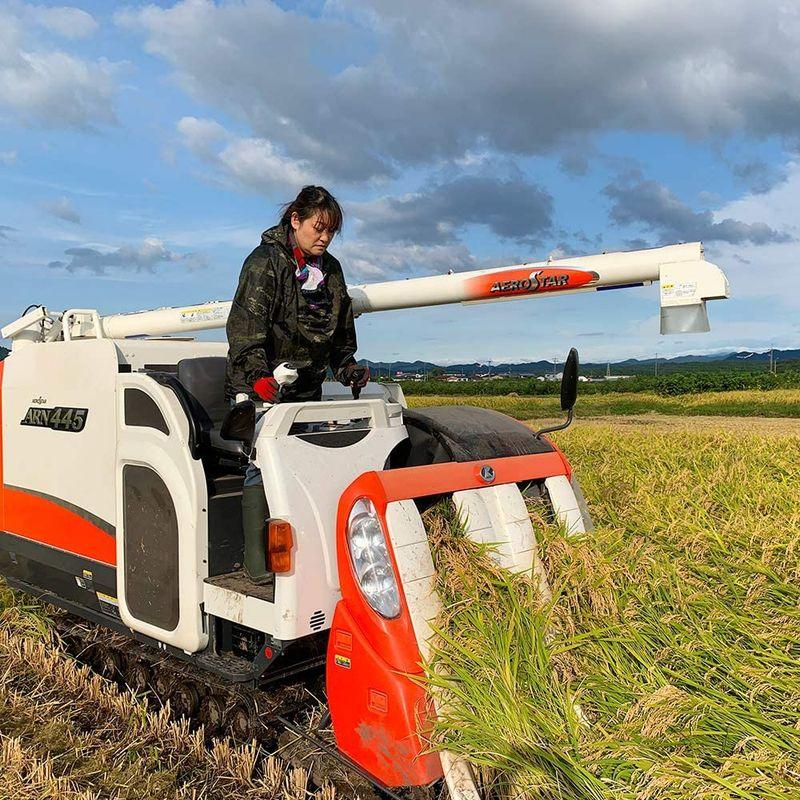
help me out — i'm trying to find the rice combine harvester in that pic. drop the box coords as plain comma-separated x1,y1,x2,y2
0,242,728,798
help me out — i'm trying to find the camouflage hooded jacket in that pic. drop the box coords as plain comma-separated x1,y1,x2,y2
224,223,357,402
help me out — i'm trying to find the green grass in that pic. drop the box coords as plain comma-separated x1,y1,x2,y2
423,425,800,799
407,389,800,419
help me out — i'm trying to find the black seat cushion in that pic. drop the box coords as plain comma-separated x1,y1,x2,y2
177,357,230,427
176,357,245,463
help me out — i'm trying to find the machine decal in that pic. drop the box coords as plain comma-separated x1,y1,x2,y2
96,590,121,618
20,405,88,433
464,267,599,300
179,305,227,325
75,568,93,589
334,654,352,669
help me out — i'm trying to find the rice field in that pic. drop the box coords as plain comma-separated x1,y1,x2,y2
407,389,800,419
0,415,798,798
424,422,800,799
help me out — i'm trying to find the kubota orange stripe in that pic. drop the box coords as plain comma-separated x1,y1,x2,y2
3,485,116,566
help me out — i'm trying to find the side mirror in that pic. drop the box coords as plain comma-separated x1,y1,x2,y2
536,347,579,437
561,347,579,412
220,400,256,451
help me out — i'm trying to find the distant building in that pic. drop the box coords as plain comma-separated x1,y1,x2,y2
585,374,632,383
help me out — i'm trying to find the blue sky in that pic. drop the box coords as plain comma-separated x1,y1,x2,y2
1,0,799,364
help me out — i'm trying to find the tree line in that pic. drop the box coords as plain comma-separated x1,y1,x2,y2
397,370,800,397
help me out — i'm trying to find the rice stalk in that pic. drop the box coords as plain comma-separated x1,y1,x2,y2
423,427,800,799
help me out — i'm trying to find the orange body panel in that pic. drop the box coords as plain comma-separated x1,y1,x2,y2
379,448,570,500
328,450,571,786
327,602,441,787
2,486,116,565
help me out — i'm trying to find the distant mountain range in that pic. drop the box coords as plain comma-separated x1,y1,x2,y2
2,345,797,373
363,348,800,376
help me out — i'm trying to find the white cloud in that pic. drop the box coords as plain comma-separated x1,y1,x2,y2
336,238,479,282
121,0,800,181
176,115,316,194
705,161,800,307
218,137,315,192
42,196,81,224
47,237,208,274
33,6,98,39
0,150,19,166
0,6,116,129
350,175,553,246
176,115,227,157
604,174,791,246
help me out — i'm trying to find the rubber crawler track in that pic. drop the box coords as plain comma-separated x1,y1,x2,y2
54,614,438,800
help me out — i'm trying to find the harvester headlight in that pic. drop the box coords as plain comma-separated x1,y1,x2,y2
347,499,401,619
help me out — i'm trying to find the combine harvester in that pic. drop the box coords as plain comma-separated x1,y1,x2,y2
0,242,728,798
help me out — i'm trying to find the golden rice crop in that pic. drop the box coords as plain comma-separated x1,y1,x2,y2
408,389,800,420
424,425,800,799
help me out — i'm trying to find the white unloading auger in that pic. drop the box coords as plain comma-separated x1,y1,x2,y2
2,242,728,345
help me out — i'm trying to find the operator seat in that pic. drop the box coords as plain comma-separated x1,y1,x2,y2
176,357,247,467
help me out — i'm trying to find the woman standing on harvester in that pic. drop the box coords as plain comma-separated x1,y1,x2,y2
225,186,370,583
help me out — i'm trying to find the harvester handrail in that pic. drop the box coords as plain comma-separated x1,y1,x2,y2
260,398,399,437
62,309,103,342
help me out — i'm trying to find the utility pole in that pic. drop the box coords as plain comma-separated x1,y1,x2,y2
769,348,777,375
654,352,659,377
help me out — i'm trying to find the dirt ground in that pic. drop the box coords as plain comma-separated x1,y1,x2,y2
526,413,800,436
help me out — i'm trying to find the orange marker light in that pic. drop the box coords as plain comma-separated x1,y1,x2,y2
267,519,294,573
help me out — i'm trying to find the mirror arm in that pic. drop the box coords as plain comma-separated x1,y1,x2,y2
535,408,574,437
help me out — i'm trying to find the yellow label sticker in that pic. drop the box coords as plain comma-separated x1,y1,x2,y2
95,591,119,606
334,654,351,669
179,306,226,324
82,569,93,580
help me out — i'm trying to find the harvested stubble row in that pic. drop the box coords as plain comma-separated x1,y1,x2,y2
423,426,800,800
0,599,333,800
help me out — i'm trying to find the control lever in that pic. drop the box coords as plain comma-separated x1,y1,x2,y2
273,360,314,401
351,384,361,400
